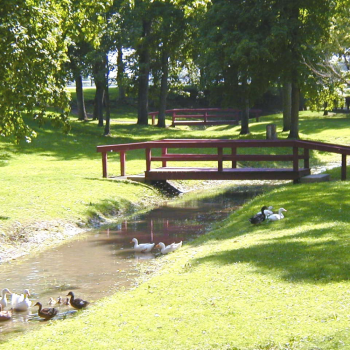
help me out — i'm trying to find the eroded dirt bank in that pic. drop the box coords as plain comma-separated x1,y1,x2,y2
0,179,274,264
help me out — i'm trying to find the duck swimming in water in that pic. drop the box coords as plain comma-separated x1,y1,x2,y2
0,288,12,309
67,291,89,310
34,302,58,320
11,289,32,312
156,241,182,254
131,238,155,253
57,296,69,305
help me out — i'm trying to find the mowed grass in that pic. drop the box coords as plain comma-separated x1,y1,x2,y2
2,91,350,348
3,100,349,232
4,182,350,349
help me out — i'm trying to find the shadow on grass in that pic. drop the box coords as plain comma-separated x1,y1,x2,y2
0,151,13,168
193,224,350,284
1,115,191,164
85,197,138,220
2,109,350,174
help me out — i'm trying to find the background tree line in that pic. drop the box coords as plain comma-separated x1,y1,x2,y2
1,0,349,143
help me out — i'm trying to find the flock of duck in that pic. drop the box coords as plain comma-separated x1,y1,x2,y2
249,205,287,224
0,210,284,323
0,238,182,323
0,289,89,322
131,237,183,254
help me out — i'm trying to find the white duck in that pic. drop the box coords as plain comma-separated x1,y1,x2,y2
11,289,32,312
156,241,182,254
131,238,155,253
256,206,274,216
0,288,12,309
267,208,287,221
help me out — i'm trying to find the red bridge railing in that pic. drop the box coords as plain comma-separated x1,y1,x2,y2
96,139,350,182
148,108,262,126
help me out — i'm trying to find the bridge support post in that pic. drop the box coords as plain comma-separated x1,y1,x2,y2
342,154,347,180
293,146,299,184
120,151,126,176
303,148,309,169
162,148,167,167
146,148,151,172
102,152,108,178
218,147,223,171
231,147,237,168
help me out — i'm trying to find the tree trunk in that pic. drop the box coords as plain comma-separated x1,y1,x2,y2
93,82,105,126
75,74,88,121
157,49,169,128
288,82,300,139
116,45,126,103
323,102,328,116
104,84,111,136
93,58,106,127
104,55,111,136
137,20,151,125
282,82,291,131
240,81,250,135
287,4,300,139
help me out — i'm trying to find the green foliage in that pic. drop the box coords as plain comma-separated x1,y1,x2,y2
0,0,71,143
197,0,338,109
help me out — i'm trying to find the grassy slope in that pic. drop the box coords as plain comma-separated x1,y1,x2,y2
2,97,350,348
4,183,350,349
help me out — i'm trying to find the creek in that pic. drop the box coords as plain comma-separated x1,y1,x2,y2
0,186,260,341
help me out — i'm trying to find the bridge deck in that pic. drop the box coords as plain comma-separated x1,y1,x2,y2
145,167,310,181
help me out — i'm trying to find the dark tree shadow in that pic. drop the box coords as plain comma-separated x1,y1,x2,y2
193,225,350,284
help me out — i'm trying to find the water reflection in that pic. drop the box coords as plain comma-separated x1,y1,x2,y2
0,188,258,341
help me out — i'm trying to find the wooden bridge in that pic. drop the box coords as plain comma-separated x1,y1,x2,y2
96,139,350,183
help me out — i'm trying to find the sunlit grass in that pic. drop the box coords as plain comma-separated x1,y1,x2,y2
2,96,350,348
3,182,350,349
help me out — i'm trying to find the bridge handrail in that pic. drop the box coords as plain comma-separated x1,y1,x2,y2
148,108,262,126
96,139,350,180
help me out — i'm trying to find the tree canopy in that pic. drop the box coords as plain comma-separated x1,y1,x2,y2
0,0,71,143
0,0,348,141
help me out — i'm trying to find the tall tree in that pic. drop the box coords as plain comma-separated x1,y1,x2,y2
137,17,152,125
198,0,276,135
150,1,188,127
198,0,337,137
64,0,112,122
282,83,292,131
269,0,336,138
67,42,92,121
151,0,207,128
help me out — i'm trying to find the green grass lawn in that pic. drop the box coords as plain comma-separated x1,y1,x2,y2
3,183,350,349
2,96,350,349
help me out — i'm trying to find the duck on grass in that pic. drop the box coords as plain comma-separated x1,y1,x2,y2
249,205,287,224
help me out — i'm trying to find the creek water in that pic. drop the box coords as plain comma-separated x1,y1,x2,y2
0,186,259,341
